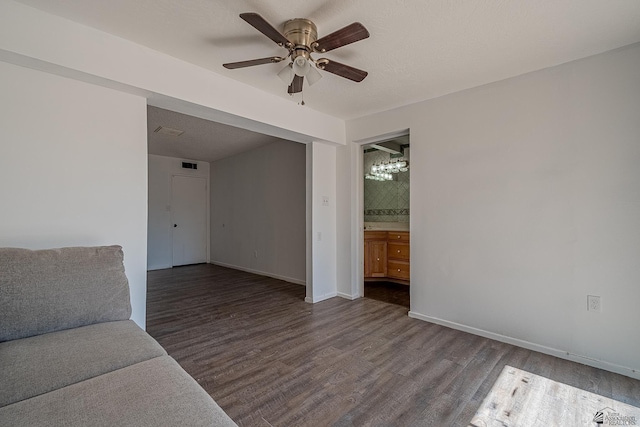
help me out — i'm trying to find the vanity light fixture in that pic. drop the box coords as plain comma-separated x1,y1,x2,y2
365,159,409,181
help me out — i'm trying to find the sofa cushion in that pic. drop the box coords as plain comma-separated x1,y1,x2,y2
0,245,132,341
0,355,238,427
0,320,166,408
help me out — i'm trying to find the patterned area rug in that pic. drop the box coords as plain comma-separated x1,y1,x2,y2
470,366,639,427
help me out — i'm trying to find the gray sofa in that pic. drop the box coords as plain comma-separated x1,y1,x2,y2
0,245,237,426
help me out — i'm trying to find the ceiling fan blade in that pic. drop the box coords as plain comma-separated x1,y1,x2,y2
240,13,291,47
223,56,284,69
317,59,368,82
312,22,369,53
288,75,304,94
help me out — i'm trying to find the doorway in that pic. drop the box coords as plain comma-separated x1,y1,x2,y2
362,134,410,308
146,106,306,286
171,175,207,266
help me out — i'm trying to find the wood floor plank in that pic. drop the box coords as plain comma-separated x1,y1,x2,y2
147,264,640,426
469,366,640,427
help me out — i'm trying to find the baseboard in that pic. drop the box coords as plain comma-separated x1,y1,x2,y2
408,311,640,380
209,261,305,286
147,263,172,271
337,292,360,300
305,292,337,304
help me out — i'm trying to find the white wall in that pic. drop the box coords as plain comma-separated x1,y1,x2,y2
336,143,355,299
307,142,338,302
0,1,345,147
345,43,640,378
148,154,210,270
0,1,343,328
210,141,306,284
7,0,637,379
0,61,148,328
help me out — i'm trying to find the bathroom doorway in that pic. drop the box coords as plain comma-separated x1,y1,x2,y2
362,134,410,308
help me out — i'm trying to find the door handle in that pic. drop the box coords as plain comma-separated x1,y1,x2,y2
174,224,177,227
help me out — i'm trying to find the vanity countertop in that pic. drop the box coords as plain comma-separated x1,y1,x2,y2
364,222,410,232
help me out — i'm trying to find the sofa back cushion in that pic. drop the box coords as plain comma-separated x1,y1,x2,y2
0,245,132,342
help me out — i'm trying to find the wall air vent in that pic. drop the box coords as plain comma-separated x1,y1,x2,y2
182,162,197,170
153,126,184,137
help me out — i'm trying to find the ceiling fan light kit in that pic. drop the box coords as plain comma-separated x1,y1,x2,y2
292,56,310,77
277,63,293,83
223,12,370,103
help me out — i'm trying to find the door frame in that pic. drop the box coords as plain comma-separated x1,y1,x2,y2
353,129,410,299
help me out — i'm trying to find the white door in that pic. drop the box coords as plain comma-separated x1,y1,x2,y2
172,175,207,266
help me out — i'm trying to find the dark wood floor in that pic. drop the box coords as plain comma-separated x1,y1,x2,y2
146,264,640,427
364,281,410,308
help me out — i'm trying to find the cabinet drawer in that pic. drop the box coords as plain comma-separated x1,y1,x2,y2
387,260,410,280
364,231,388,241
388,243,409,260
388,232,409,242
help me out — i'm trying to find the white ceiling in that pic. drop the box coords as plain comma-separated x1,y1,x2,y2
14,0,640,163
16,0,640,121
147,106,283,162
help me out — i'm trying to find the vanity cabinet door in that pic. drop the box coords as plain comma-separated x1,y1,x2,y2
364,240,387,278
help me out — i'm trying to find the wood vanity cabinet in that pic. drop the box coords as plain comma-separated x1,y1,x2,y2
364,231,410,283
364,231,387,278
387,232,410,281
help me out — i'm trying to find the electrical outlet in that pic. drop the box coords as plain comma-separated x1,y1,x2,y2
587,295,601,312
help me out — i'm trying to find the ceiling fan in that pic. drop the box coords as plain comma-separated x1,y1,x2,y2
223,13,370,95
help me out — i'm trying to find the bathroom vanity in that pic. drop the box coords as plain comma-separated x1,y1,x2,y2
364,224,410,285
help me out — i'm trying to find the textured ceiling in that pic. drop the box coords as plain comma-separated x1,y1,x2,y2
147,106,282,162
15,0,640,120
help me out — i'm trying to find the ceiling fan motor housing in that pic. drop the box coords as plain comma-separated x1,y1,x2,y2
283,18,317,59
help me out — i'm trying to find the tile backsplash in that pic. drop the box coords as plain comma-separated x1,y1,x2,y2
364,147,410,223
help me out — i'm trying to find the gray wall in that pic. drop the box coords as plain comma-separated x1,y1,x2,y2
345,43,640,377
210,140,306,284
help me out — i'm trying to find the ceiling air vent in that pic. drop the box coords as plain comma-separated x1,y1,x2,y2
154,126,184,137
